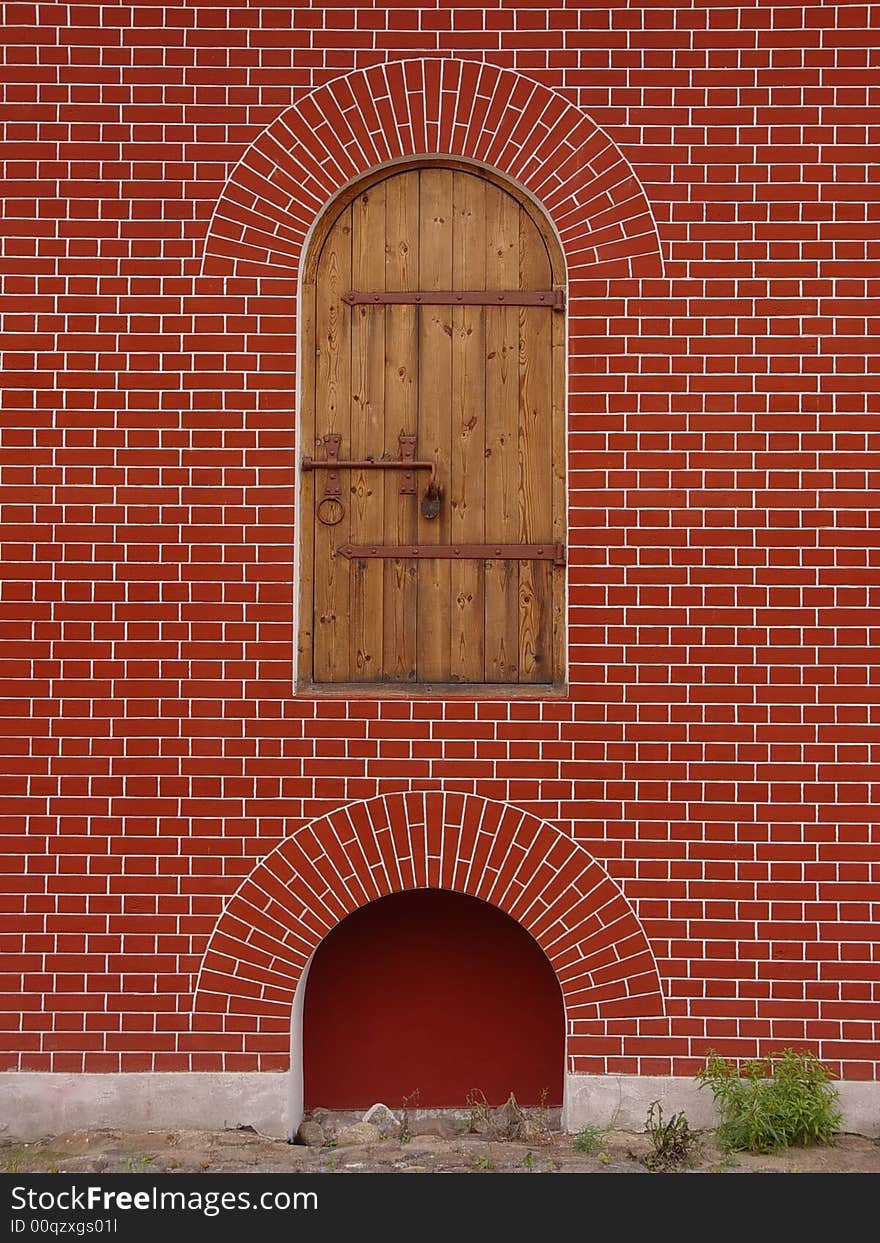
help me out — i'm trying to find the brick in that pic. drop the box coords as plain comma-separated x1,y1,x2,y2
0,4,876,1089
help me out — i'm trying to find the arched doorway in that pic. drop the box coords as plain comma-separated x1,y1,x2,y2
297,158,567,690
302,888,565,1110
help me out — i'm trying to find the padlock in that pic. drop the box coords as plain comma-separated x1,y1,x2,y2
420,480,443,520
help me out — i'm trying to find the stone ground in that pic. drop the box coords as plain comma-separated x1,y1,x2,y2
1,1126,878,1175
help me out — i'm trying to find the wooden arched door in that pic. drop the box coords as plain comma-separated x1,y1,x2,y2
298,162,566,688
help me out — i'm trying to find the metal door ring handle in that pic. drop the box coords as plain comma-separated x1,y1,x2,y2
317,497,345,526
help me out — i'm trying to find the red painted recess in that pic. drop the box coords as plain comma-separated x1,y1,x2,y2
303,888,565,1110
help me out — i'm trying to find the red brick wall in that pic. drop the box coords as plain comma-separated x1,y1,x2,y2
2,2,878,1084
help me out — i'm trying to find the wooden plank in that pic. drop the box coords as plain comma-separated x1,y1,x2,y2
416,167,454,682
297,284,316,684
312,206,352,682
349,182,386,681
518,207,555,683
483,184,520,683
449,170,486,682
383,170,420,681
551,272,567,684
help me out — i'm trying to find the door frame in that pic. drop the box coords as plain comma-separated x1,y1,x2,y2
294,155,569,693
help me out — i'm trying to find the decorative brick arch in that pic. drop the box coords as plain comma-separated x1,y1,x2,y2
201,58,663,280
193,792,665,1057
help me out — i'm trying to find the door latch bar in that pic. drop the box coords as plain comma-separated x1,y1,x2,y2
303,434,437,493
304,433,443,520
336,542,566,566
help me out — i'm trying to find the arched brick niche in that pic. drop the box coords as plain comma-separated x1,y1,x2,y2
193,792,665,1064
201,59,663,280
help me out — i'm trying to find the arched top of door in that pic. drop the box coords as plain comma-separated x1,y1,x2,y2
303,158,566,289
201,59,663,282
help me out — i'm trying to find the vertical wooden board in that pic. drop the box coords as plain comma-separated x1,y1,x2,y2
349,183,386,681
383,171,420,681
449,171,486,682
484,185,520,683
416,167,454,682
297,277,317,683
551,274,567,684
312,207,352,682
517,208,554,683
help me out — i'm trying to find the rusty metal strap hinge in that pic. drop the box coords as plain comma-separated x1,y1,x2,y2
337,542,566,566
342,289,565,310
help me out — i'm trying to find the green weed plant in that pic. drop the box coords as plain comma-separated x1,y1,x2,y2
643,1101,700,1172
571,1124,606,1154
696,1048,841,1154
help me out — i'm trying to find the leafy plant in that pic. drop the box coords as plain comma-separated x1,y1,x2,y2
643,1101,700,1172
696,1048,842,1154
572,1124,606,1154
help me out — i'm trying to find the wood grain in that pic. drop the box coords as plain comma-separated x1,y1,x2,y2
449,171,486,682
551,273,567,684
312,204,352,683
416,167,454,682
518,209,554,683
382,170,420,681
484,184,521,683
350,183,386,681
297,269,317,683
